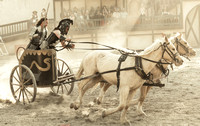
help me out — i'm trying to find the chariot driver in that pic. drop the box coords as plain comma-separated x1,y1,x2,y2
26,18,48,50
40,18,75,50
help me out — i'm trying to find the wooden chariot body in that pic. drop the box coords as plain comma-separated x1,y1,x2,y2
19,49,57,87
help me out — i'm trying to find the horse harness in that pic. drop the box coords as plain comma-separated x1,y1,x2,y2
155,62,169,77
115,42,179,91
116,54,155,91
61,41,178,91
156,37,191,76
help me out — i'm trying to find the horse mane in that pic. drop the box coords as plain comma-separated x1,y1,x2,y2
138,38,164,56
169,32,181,42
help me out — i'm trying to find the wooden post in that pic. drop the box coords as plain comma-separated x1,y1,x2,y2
61,0,63,19
53,0,56,27
69,0,71,10
100,0,102,9
85,0,87,11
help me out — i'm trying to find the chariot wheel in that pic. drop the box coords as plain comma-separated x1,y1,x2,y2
10,65,37,104
51,59,75,95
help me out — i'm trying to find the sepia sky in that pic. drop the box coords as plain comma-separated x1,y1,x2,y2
0,0,53,25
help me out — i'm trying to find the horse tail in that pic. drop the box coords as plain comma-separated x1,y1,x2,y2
76,61,84,79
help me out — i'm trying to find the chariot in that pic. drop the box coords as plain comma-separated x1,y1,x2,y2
10,47,75,104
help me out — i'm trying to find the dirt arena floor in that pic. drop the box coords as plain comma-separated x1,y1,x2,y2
0,48,200,126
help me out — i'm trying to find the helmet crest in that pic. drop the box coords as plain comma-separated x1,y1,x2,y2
57,18,73,35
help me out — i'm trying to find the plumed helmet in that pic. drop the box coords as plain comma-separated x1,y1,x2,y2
57,18,73,35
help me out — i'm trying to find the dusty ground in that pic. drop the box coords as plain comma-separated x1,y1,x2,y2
0,49,200,126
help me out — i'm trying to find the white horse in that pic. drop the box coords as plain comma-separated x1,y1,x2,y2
93,33,196,116
70,37,183,124
132,33,196,115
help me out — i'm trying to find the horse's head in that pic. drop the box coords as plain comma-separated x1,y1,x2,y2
173,33,196,57
161,36,183,66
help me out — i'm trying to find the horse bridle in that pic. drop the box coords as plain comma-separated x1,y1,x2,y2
174,37,191,55
149,41,179,80
161,42,180,64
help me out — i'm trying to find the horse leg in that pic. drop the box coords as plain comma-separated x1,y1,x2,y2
93,81,105,104
102,86,129,118
136,79,161,115
94,82,111,104
120,89,137,124
82,77,102,95
136,85,153,116
131,85,147,105
146,86,152,94
71,77,102,110
70,78,91,110
135,86,148,116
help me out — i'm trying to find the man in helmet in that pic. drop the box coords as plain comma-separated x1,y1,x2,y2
26,18,48,50
40,18,75,50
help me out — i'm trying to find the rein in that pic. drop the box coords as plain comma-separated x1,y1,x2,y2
57,41,178,90
61,66,138,85
139,57,172,65
55,40,178,65
54,41,136,54
57,41,175,65
74,48,113,50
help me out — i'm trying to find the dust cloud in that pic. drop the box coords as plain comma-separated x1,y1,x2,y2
0,60,17,102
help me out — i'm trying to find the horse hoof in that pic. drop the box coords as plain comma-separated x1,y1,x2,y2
137,109,147,116
74,104,79,110
93,98,97,103
74,105,79,110
97,100,101,105
102,110,106,118
121,120,131,126
141,112,147,116
70,103,74,109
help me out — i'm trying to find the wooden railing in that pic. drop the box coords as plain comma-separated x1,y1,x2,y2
0,20,30,37
133,15,182,30
0,15,183,40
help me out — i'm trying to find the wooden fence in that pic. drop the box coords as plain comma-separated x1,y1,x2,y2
0,15,182,40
